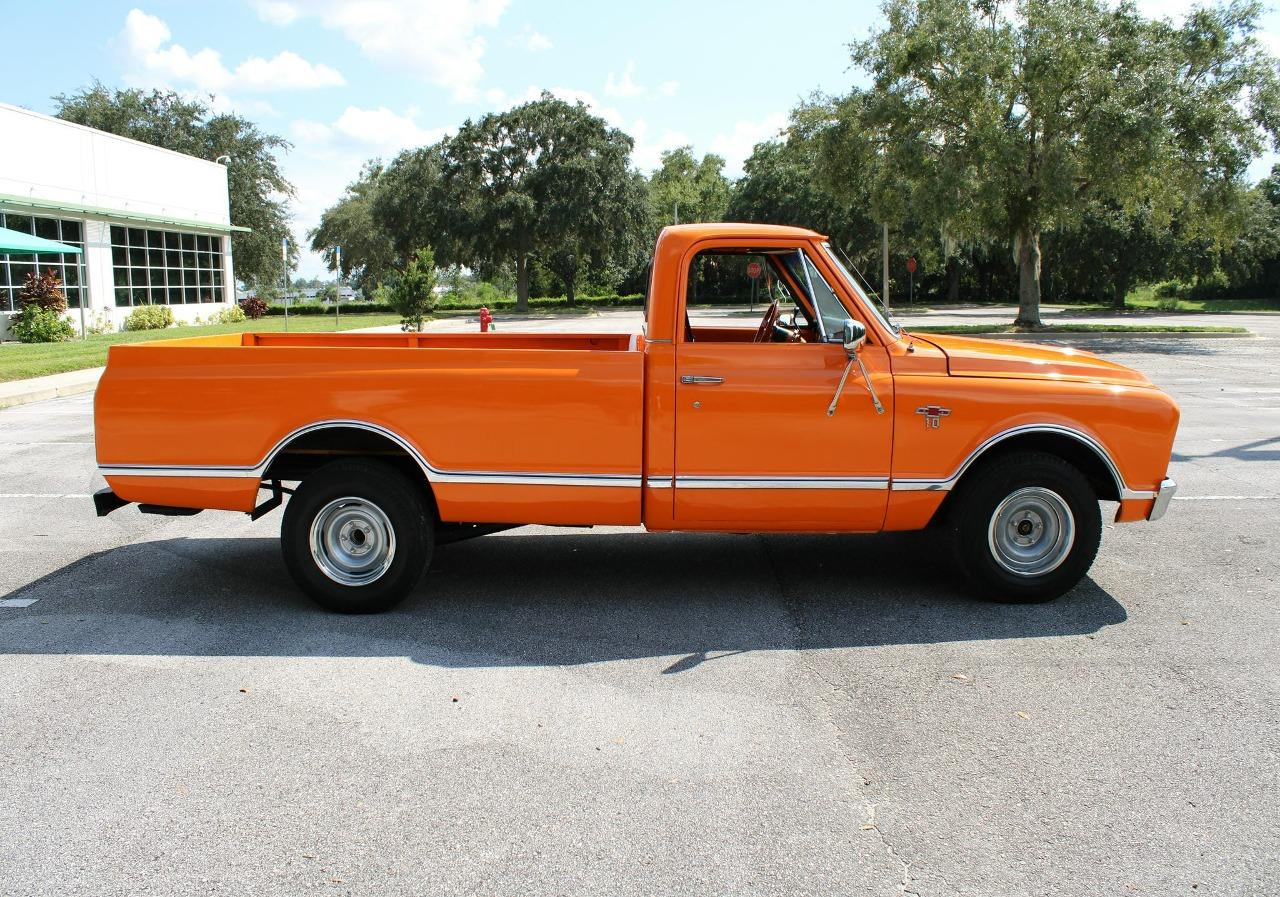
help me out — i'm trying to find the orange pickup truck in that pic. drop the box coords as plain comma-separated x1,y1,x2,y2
93,224,1179,613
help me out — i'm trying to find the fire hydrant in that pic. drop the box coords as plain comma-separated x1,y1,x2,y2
479,306,494,333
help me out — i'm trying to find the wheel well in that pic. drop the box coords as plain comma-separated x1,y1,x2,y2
262,426,434,506
957,432,1121,502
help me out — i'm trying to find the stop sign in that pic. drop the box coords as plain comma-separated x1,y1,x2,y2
906,256,918,274
746,261,762,279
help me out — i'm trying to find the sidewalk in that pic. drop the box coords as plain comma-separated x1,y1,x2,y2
0,366,103,410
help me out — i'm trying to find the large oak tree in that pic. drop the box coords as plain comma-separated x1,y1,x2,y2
839,0,1280,325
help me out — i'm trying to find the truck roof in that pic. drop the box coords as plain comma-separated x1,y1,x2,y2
659,223,826,241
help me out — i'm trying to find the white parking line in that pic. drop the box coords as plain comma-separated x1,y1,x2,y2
0,493,94,499
1173,495,1274,501
0,598,39,608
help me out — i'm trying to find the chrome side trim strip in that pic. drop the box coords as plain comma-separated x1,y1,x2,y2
675,476,889,490
889,424,1131,498
646,477,674,489
99,419,642,488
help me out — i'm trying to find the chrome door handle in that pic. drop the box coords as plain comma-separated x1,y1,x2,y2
681,375,724,385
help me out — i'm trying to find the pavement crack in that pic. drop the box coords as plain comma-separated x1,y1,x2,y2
863,804,920,897
758,535,927,895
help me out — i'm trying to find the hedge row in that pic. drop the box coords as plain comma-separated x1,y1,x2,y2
262,294,645,316
435,293,645,311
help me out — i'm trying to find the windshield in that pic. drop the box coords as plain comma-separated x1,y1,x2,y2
821,242,902,337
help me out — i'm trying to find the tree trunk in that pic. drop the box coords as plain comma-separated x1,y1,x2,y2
1015,226,1043,328
564,271,576,305
1112,278,1129,309
515,252,529,313
946,256,960,303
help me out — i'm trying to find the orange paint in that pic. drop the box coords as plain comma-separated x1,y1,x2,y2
95,224,1179,532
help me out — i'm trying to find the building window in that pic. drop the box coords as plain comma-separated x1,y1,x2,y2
0,213,86,312
110,225,224,307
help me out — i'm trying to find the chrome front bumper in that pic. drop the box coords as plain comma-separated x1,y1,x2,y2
1148,477,1177,521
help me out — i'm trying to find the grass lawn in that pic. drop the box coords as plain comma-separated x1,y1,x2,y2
911,323,1249,335
1120,285,1280,314
0,313,404,383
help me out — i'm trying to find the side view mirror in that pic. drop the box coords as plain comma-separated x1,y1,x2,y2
842,319,867,356
827,318,884,417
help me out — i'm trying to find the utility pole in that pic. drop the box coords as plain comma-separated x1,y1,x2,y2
882,222,890,311
334,245,341,331
674,202,679,225
282,237,290,333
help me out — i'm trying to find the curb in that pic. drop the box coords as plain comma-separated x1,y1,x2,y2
0,369,103,410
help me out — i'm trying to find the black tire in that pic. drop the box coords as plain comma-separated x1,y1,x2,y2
281,459,433,614
947,451,1101,603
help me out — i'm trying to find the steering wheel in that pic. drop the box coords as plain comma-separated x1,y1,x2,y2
754,297,781,343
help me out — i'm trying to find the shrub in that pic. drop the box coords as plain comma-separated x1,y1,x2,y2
17,268,68,314
214,305,247,324
390,248,437,332
85,310,114,335
239,296,269,319
124,305,175,331
263,301,394,316
11,305,74,343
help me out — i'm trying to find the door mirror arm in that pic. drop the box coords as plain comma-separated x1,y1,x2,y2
827,320,885,417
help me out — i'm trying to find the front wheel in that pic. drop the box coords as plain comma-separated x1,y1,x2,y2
948,451,1101,602
281,459,433,613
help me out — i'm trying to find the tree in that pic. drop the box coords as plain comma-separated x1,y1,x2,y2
54,82,297,289
648,147,731,227
424,93,646,311
841,0,1280,325
371,145,450,269
309,161,397,294
390,248,437,332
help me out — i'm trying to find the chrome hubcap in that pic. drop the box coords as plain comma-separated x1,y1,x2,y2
987,486,1075,577
309,497,396,586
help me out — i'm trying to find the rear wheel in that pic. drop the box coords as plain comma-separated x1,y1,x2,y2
281,459,432,613
948,451,1101,602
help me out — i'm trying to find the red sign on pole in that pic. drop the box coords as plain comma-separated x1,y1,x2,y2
746,261,762,279
906,256,918,274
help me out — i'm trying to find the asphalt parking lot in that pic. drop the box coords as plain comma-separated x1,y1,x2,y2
0,322,1276,896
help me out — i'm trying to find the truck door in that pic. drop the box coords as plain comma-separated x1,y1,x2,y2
672,243,893,531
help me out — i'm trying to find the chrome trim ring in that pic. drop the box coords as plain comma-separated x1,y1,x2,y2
987,486,1076,577
308,497,396,587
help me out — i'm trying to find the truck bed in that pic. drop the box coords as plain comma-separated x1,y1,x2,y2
95,330,646,525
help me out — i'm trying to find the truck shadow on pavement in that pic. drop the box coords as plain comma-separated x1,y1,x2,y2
0,530,1126,668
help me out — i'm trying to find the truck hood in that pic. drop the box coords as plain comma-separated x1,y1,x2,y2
910,332,1154,388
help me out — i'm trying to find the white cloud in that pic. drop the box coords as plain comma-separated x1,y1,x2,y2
605,61,646,98
630,119,691,172
251,0,508,102
657,80,679,97
709,112,789,177
511,24,552,51
332,106,447,150
254,1,302,25
120,9,344,92
292,105,445,155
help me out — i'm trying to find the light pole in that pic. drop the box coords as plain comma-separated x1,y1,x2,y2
282,237,290,333
334,245,341,331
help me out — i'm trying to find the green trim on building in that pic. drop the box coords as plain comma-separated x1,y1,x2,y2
0,193,251,234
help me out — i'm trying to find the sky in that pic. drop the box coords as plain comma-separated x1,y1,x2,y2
2,0,1278,279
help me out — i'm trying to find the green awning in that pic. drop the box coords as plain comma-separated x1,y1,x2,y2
0,225,82,254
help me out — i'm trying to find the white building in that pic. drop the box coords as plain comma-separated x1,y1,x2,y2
0,102,242,338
